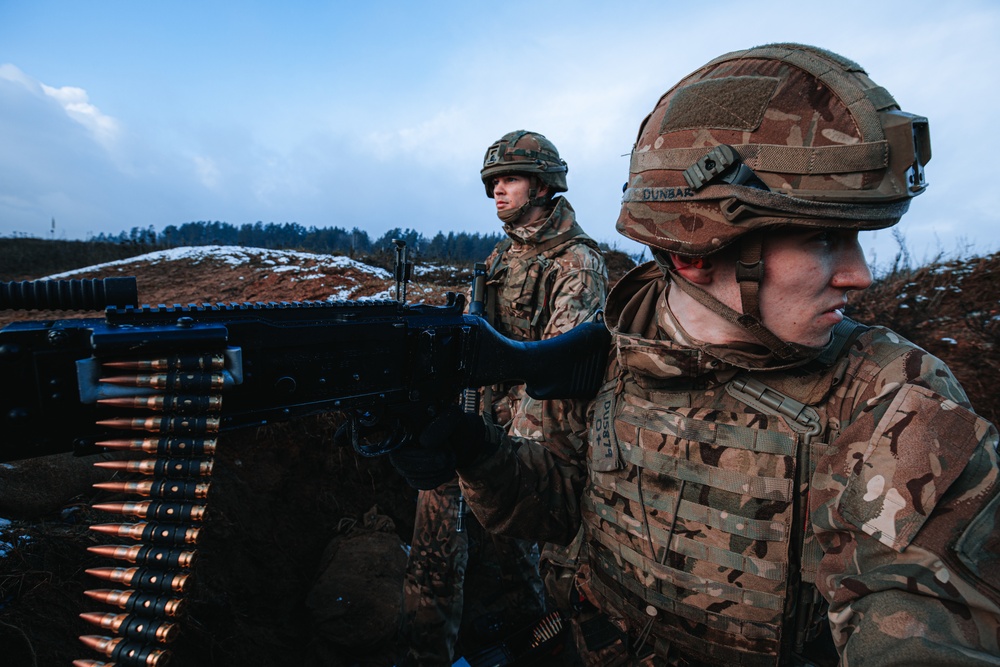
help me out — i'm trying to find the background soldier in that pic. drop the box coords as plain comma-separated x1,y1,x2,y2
392,45,1000,665
398,130,608,665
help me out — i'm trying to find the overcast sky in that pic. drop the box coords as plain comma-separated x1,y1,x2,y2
1,0,998,269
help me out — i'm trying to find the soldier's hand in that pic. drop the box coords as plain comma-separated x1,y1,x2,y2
388,440,458,490
388,406,502,490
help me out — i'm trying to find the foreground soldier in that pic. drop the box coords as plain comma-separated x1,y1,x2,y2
399,131,607,665
392,44,1000,665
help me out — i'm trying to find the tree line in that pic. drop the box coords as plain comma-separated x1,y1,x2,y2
88,221,505,264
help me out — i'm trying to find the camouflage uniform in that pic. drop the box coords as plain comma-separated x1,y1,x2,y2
451,46,1000,665
461,262,1000,666
401,194,608,665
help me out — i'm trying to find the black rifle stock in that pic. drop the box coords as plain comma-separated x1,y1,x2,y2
0,276,610,462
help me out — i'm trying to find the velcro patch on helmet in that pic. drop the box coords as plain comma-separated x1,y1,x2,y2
660,76,779,133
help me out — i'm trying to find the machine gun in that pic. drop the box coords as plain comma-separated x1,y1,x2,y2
0,245,610,666
0,256,609,462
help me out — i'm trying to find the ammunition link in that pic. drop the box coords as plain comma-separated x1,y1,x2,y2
78,347,224,665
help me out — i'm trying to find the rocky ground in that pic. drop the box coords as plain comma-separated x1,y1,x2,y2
0,245,996,667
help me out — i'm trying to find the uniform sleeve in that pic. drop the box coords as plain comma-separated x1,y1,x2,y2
458,428,590,546
541,244,608,337
510,244,608,462
460,245,607,545
811,339,1000,664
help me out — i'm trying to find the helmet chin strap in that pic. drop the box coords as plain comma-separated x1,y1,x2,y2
654,235,803,361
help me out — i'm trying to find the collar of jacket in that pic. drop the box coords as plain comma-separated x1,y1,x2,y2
502,196,577,248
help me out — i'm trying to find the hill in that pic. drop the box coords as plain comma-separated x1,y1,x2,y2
0,246,996,667
847,251,1000,425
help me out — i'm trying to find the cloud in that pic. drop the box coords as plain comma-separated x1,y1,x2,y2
0,63,36,88
1,1,999,265
1,64,121,152
39,82,120,149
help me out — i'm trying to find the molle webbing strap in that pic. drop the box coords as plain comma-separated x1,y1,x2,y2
587,574,782,667
610,474,788,541
589,497,787,581
588,525,785,612
611,433,794,501
618,404,798,457
588,549,786,634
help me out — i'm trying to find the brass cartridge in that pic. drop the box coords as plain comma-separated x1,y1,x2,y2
83,589,186,618
79,612,179,643
96,417,220,434
87,544,198,569
97,395,222,414
92,480,211,500
85,567,190,594
78,635,170,666
89,522,201,545
103,354,224,371
96,438,217,457
93,459,214,478
91,501,207,523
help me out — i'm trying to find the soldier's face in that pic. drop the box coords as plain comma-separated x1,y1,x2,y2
755,229,873,347
492,175,532,213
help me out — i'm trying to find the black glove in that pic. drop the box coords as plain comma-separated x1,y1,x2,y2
388,441,458,491
388,406,501,490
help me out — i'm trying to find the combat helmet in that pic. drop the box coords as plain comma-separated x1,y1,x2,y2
618,43,931,361
481,130,568,199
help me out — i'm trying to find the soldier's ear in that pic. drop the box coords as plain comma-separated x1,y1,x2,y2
669,254,713,285
535,178,549,199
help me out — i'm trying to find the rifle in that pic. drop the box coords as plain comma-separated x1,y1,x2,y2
0,245,609,665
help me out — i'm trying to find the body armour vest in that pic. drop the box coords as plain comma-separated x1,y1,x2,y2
582,267,864,666
485,196,601,342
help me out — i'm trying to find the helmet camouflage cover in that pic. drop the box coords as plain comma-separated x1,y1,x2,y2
618,43,932,256
481,130,569,198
